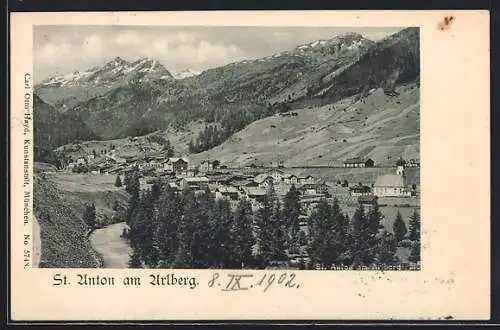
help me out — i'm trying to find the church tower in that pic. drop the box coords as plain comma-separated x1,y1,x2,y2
396,158,406,177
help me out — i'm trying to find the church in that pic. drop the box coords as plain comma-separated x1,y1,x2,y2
373,160,412,197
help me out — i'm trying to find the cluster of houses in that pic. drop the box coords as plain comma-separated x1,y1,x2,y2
66,148,418,214
162,164,331,214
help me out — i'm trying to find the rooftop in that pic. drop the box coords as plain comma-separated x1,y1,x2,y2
344,157,364,163
182,176,209,183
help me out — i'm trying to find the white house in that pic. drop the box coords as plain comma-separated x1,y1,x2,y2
253,174,274,189
199,160,219,173
163,157,189,173
268,169,285,183
214,186,240,201
298,175,316,185
282,173,299,185
179,176,209,190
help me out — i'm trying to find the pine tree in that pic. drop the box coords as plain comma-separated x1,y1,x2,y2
129,190,157,267
393,211,407,242
255,191,275,267
408,210,420,241
178,187,203,268
125,171,140,197
83,203,97,229
376,230,398,265
283,184,301,254
115,175,122,187
123,172,131,187
128,250,142,268
190,187,215,267
365,199,383,261
208,198,233,268
307,198,347,268
408,241,421,264
231,198,255,268
156,184,182,266
350,205,372,268
270,198,287,262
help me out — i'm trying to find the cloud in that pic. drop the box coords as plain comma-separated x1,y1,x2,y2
363,30,402,41
115,31,145,46
36,42,72,65
153,38,169,52
82,34,104,59
176,31,197,43
166,41,244,64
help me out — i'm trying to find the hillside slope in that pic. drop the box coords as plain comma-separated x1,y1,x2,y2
190,83,419,167
34,94,99,164
33,172,102,268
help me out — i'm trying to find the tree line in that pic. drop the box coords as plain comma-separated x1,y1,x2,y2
123,175,420,269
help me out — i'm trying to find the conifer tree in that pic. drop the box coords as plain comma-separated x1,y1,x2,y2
114,175,122,187
128,249,142,268
307,198,347,268
270,198,287,262
393,211,407,242
190,187,215,267
408,210,420,241
375,230,398,265
156,184,182,266
255,191,275,267
231,197,255,268
283,184,301,254
350,205,372,268
408,241,421,264
83,203,97,229
209,198,233,268
129,190,157,267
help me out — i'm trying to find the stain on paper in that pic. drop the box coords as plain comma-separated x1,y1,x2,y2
437,16,455,31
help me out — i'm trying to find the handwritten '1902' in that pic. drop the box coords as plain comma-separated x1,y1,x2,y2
208,272,299,292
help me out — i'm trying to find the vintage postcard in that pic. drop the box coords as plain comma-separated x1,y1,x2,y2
10,10,490,321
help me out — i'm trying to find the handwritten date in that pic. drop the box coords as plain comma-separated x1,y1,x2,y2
208,272,299,292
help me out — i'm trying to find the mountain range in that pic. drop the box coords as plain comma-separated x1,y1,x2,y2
34,27,420,164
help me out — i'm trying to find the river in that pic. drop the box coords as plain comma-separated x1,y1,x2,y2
90,222,132,268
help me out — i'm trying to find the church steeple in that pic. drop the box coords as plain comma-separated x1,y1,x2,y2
396,157,406,177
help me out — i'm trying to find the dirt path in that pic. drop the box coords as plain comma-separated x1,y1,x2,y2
90,222,132,268
32,215,41,267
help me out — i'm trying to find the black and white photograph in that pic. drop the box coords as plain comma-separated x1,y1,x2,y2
32,25,421,270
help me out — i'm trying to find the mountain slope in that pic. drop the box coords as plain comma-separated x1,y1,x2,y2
306,27,420,102
35,57,175,110
189,83,420,167
33,94,98,164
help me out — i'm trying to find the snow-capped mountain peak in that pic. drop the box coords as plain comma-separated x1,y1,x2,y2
172,68,202,79
293,33,373,55
38,57,173,87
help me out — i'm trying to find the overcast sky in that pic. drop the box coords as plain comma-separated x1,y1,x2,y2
34,26,404,82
